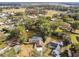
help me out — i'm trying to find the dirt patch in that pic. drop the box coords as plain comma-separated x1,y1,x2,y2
18,44,33,57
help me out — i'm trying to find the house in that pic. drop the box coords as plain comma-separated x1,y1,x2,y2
6,25,16,30
29,36,43,56
47,42,58,49
62,34,70,39
27,15,37,19
47,42,63,49
29,36,43,48
59,23,72,32
52,44,61,57
51,18,57,21
10,12,15,16
29,36,43,44
73,30,79,34
0,22,4,26
0,13,9,19
38,14,44,16
47,42,63,57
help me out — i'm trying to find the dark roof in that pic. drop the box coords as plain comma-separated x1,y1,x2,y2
31,36,43,41
63,39,71,46
48,42,58,49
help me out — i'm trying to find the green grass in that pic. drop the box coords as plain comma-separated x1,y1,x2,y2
0,43,6,49
70,34,79,44
55,27,63,33
1,48,16,57
55,27,79,45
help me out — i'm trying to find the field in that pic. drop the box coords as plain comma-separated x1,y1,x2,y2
45,10,63,17
2,8,26,13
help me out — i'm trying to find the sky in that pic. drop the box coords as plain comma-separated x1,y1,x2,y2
0,0,79,2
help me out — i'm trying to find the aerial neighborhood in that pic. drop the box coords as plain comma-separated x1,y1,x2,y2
0,2,79,57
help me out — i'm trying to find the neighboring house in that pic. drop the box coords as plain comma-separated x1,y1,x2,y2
47,42,63,57
38,14,44,16
27,15,37,19
59,23,72,32
0,22,4,26
7,37,20,47
51,18,57,22
73,30,79,34
5,25,16,30
0,13,9,19
47,42,58,49
10,12,15,16
62,34,70,40
53,44,61,57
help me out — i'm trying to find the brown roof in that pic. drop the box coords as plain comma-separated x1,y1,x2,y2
7,37,20,47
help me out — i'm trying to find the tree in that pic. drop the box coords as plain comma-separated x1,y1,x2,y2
15,12,23,16
38,9,46,15
46,16,51,20
35,16,52,41
72,22,79,29
63,18,74,23
73,13,79,20
52,19,64,28
0,8,2,12
24,17,37,30
17,24,28,43
7,29,19,40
